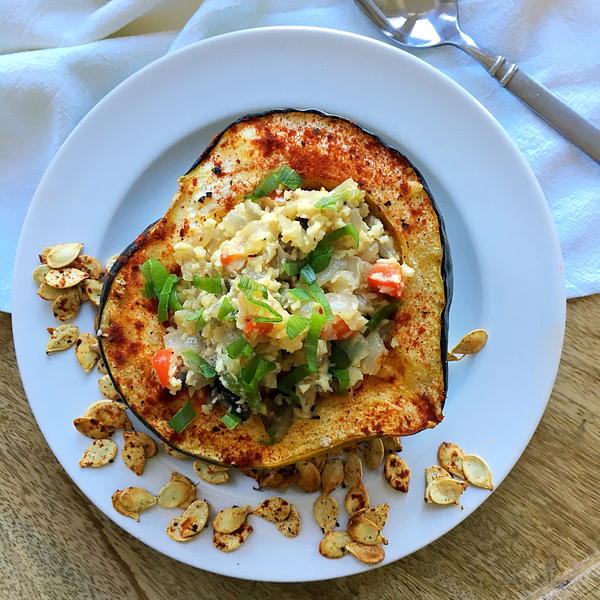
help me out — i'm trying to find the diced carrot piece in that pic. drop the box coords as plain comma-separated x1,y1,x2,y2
152,348,173,387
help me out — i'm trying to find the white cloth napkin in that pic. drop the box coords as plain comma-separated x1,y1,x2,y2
1,0,599,311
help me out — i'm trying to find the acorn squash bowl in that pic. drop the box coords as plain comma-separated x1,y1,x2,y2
97,109,452,468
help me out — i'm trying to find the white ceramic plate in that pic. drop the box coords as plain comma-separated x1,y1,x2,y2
12,27,565,582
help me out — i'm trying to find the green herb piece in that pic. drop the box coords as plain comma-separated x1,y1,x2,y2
286,315,310,340
227,337,252,359
281,261,305,277
168,400,196,433
278,364,312,394
306,280,333,321
242,343,254,358
305,312,326,372
221,413,242,430
182,349,217,378
237,275,268,299
169,287,183,311
288,288,312,302
245,293,283,322
300,264,317,285
218,297,236,321
245,165,302,201
258,429,277,446
141,257,171,298
366,301,403,332
157,274,177,322
317,224,360,251
329,343,352,370
193,276,224,295
240,356,277,412
308,245,333,273
185,308,205,329
332,368,350,392
314,179,363,209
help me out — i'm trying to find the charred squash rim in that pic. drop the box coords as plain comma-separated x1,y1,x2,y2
97,108,452,465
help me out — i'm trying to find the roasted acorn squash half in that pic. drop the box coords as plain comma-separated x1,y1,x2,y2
98,109,451,468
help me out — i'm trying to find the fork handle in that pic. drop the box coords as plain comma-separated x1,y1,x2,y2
464,50,600,163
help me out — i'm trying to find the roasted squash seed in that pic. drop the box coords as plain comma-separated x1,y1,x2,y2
212,523,253,552
321,457,344,493
462,454,494,489
425,465,452,487
193,460,229,484
296,460,321,493
438,442,465,477
343,452,363,488
105,254,119,273
98,374,120,400
122,436,146,475
261,466,297,489
451,329,488,357
73,255,103,279
345,481,370,515
382,436,402,453
83,279,103,307
52,289,81,321
123,431,158,457
212,506,251,534
112,487,156,521
346,542,385,565
319,531,353,559
384,454,410,492
312,454,327,472
364,438,385,469
73,417,113,439
38,282,63,301
170,472,197,509
313,493,339,534
275,505,301,538
167,499,210,542
79,439,117,467
46,243,83,268
45,268,88,289
46,324,79,353
347,515,387,546
253,497,292,522
84,400,130,429
425,477,467,505
353,504,389,530
32,264,51,285
157,481,192,508
97,358,107,374
75,332,100,372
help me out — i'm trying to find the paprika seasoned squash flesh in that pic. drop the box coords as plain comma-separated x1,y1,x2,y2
98,109,451,468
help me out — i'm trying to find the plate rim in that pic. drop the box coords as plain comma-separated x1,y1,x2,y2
12,25,566,582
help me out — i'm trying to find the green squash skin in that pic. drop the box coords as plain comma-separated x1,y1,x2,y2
97,108,452,463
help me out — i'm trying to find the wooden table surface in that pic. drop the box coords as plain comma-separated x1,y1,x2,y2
1,296,598,600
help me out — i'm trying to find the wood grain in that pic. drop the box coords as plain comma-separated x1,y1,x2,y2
0,295,598,600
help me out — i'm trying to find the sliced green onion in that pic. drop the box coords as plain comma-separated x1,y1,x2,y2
332,368,350,392
240,356,277,413
142,281,156,299
288,288,312,302
169,287,183,311
307,282,333,321
366,301,403,332
227,337,252,359
149,257,171,292
237,275,268,299
317,224,360,251
286,315,309,339
278,364,312,394
314,179,363,209
185,308,205,329
168,400,196,433
308,245,333,273
242,343,254,358
258,429,277,446
329,343,352,370
245,293,283,322
218,297,236,321
245,165,302,201
182,349,217,378
281,261,305,276
300,264,317,285
193,276,224,295
305,312,326,372
157,274,177,322
221,413,242,430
